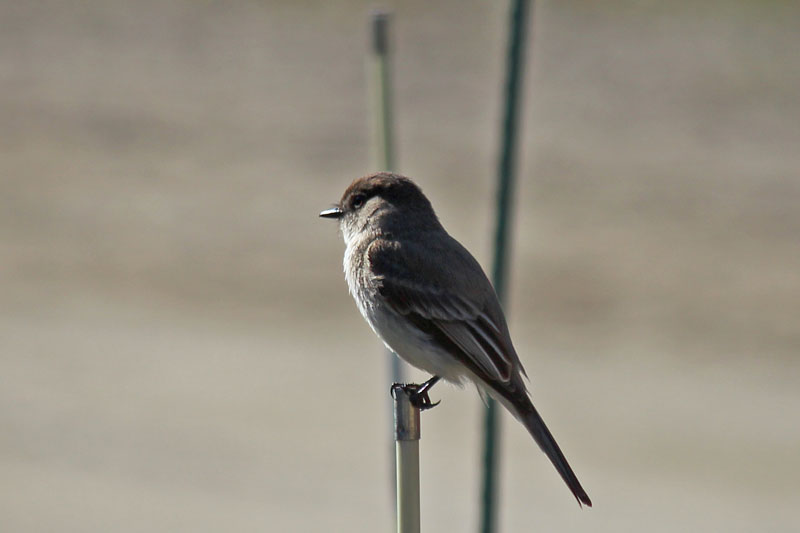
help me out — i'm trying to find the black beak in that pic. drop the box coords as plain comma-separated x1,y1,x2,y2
319,206,343,219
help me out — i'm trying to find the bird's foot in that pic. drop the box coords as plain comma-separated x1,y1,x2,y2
390,376,441,411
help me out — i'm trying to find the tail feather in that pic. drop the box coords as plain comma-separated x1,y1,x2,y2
496,389,592,507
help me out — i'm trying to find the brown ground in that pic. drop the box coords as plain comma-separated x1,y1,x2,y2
1,1,798,531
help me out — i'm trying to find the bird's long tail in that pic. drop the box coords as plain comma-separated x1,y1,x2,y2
495,388,592,507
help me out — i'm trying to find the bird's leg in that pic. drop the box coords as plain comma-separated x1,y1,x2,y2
410,376,441,410
415,375,440,397
390,376,441,411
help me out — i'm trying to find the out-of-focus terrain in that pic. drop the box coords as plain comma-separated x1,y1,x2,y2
1,1,798,531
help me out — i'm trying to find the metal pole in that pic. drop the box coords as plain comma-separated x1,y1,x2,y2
393,386,421,533
481,1,531,532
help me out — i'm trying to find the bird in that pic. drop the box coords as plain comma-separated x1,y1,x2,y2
320,172,591,507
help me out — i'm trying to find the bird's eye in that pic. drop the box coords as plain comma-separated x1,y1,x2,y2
352,194,366,209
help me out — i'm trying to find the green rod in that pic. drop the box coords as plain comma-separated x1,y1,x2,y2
370,11,403,387
372,10,396,172
370,12,407,519
480,1,531,533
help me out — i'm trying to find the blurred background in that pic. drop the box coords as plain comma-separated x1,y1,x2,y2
2,0,798,531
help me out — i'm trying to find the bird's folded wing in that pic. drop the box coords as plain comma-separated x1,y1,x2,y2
372,266,514,384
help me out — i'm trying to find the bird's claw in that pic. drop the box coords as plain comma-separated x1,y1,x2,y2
390,382,440,411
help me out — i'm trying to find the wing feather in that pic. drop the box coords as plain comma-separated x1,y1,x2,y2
368,237,520,384
373,273,514,383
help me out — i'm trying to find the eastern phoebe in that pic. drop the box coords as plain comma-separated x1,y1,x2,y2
320,172,591,507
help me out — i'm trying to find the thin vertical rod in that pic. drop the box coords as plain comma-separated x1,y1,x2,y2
370,11,404,388
480,1,531,533
394,387,421,533
371,10,396,172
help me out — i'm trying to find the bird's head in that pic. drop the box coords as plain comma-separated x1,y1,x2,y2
320,172,441,244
